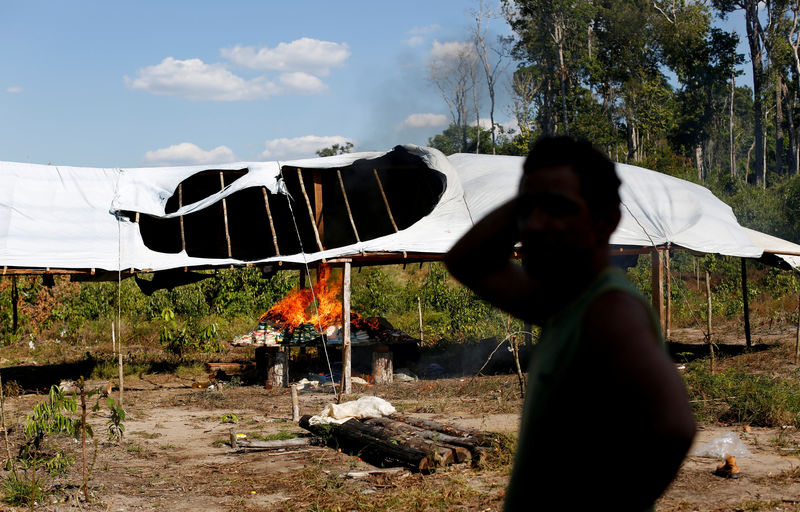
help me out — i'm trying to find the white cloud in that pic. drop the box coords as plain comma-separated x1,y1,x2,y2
125,57,280,101
470,118,495,130
221,38,350,76
260,135,353,160
278,72,327,94
429,40,474,63
401,113,449,128
6,86,22,93
142,142,236,166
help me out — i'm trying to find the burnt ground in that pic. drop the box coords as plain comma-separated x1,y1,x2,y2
0,325,798,511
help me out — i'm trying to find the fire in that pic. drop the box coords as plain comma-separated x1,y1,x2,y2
260,264,382,334
260,264,342,332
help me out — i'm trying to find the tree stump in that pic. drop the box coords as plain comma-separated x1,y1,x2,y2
267,349,287,388
372,349,393,384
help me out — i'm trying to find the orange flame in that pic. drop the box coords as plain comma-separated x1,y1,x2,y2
260,264,342,332
260,264,382,334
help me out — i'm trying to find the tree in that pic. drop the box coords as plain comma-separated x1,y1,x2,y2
316,142,354,157
713,0,767,187
428,42,478,153
473,0,508,154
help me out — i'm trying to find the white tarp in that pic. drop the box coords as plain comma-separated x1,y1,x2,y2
0,145,792,272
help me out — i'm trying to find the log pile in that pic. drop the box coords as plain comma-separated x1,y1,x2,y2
299,413,497,472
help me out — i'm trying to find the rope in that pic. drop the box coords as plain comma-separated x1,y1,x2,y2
278,164,338,397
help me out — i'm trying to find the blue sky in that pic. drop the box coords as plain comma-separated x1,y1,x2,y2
0,1,514,167
0,2,754,168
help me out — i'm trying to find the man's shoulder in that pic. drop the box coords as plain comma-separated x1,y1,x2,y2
582,287,661,353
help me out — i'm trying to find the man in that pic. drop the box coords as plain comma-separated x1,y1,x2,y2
445,137,695,511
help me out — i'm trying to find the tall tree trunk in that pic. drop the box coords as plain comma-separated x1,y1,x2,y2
696,144,704,181
730,73,737,178
744,0,765,187
777,74,784,176
555,19,569,136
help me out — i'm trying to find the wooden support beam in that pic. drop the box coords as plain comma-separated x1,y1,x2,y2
706,269,714,373
312,170,324,241
178,183,186,254
373,169,399,232
665,249,671,340
741,259,752,349
296,169,325,253
336,170,361,244
342,261,352,395
651,249,665,332
795,293,800,364
219,172,233,259
261,187,281,260
11,276,18,334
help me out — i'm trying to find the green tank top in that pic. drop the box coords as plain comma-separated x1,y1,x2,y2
504,266,660,512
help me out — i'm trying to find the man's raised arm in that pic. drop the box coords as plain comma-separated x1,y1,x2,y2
444,200,535,321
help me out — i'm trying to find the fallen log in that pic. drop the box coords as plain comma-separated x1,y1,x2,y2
363,417,474,463
388,414,495,446
299,415,435,472
324,467,408,479
341,417,456,466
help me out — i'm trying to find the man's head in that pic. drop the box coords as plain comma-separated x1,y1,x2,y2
517,136,621,282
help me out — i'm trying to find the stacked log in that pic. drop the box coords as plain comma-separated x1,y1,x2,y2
298,414,497,471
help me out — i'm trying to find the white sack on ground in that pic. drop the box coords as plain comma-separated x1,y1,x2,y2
308,396,396,426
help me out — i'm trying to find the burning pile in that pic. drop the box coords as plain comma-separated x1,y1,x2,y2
254,264,380,344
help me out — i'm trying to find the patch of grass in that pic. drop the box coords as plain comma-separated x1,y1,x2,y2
211,438,229,448
2,472,46,506
740,500,783,511
684,365,800,427
220,413,240,424
159,444,177,451
125,443,151,458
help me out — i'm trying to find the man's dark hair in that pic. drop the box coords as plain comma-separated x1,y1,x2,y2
522,136,621,219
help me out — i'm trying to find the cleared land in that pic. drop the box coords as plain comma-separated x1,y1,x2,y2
0,323,799,511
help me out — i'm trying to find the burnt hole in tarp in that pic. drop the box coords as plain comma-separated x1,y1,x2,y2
164,168,248,214
283,145,445,249
134,146,446,260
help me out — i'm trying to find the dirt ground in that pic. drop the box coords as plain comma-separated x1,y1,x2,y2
0,326,799,511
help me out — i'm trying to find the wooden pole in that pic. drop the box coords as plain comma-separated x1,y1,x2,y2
417,296,423,342
219,172,233,258
741,259,752,349
651,249,665,332
706,269,714,374
342,261,352,395
665,249,671,340
795,292,800,364
111,321,116,357
296,169,325,253
178,183,186,254
336,170,361,243
290,383,300,422
373,169,399,232
118,339,124,406
11,276,18,334
261,187,281,258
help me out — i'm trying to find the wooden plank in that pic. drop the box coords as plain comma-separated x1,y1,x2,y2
296,169,325,252
706,269,714,373
313,169,324,240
